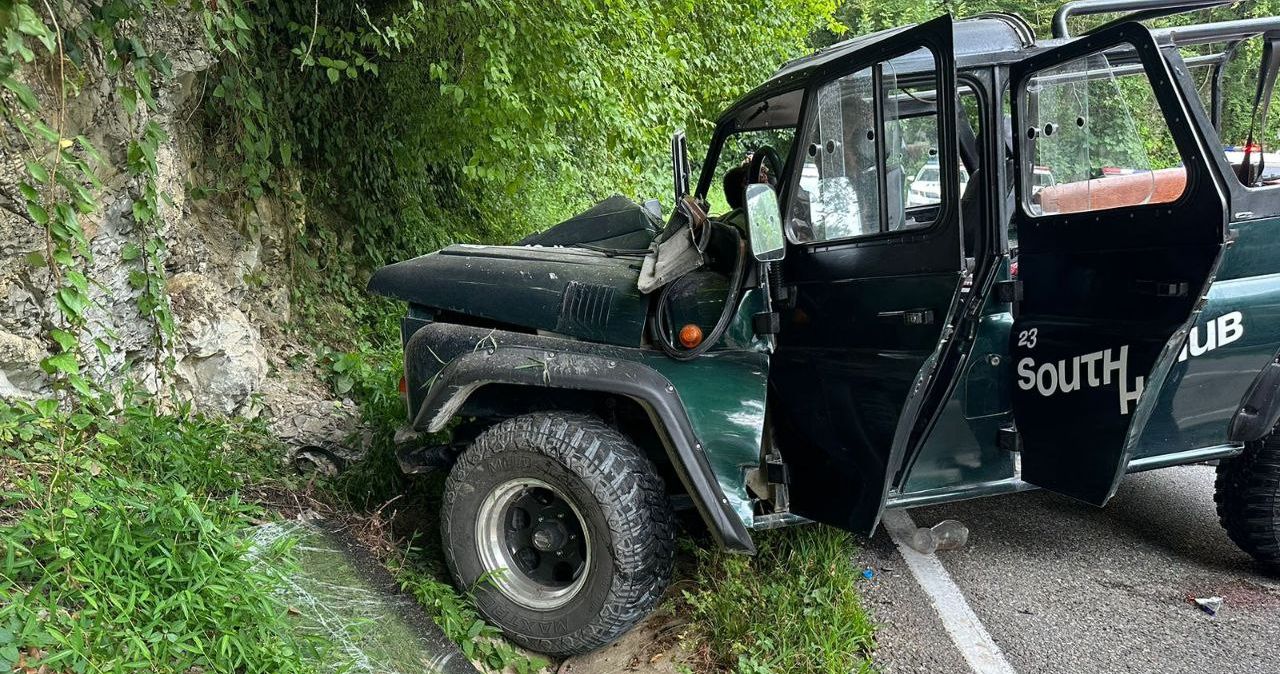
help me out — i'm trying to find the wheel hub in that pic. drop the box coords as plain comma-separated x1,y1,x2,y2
475,478,591,610
531,522,568,552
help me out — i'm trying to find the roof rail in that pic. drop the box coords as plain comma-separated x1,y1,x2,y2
1151,16,1280,45
1053,0,1237,38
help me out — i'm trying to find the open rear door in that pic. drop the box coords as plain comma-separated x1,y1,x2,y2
1009,23,1227,504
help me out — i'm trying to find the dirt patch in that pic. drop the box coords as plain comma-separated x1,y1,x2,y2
555,606,688,674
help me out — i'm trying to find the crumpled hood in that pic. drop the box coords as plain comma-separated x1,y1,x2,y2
516,194,659,249
367,244,650,346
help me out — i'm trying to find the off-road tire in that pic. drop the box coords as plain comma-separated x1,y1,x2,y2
440,412,676,656
1214,432,1280,571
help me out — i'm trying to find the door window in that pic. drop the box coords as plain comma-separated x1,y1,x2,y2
788,47,946,244
1022,45,1185,216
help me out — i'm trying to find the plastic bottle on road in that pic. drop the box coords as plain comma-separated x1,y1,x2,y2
903,519,970,554
931,519,969,551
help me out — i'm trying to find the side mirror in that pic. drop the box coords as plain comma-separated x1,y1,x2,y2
745,183,785,262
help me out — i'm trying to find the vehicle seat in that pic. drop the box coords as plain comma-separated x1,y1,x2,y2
958,112,984,257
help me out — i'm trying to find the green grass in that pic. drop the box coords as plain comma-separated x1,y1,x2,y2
0,353,544,674
0,398,325,674
680,526,876,674
393,544,548,674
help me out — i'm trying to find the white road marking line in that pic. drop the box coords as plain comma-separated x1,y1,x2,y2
881,509,1019,674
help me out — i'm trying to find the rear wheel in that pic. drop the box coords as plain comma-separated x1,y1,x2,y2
440,412,676,655
1214,432,1280,571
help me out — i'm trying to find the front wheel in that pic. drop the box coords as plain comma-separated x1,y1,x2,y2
440,413,676,656
1214,432,1280,571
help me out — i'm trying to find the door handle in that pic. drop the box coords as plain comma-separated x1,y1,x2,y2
877,309,935,325
1135,280,1189,297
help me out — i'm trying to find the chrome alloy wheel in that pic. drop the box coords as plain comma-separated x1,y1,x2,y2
474,478,591,610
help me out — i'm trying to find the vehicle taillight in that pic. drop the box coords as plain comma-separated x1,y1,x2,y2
398,375,408,397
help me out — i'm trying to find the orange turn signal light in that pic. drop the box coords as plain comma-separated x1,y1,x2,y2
679,324,704,348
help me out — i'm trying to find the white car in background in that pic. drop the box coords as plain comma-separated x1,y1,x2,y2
1224,146,1280,183
1030,165,1056,193
907,161,1055,206
907,161,969,206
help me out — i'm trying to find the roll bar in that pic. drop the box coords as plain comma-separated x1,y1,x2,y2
1151,16,1280,45
1052,0,1237,38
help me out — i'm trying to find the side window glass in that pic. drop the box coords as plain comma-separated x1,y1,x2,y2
907,87,979,213
1023,45,1185,216
789,47,944,244
791,65,878,242
884,63,943,231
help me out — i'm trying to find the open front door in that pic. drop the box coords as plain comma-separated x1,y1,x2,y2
773,15,965,533
1009,24,1227,505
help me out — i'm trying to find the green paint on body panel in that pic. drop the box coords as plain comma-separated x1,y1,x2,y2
1134,216,1280,458
646,350,770,526
901,260,1017,496
647,287,771,526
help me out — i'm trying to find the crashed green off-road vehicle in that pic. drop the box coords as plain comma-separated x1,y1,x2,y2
369,0,1280,655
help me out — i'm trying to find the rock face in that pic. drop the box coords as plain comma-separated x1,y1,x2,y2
261,373,372,466
0,8,369,457
0,332,45,399
168,272,269,417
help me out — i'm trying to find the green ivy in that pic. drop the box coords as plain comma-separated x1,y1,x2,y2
3,1,95,396
0,0,188,400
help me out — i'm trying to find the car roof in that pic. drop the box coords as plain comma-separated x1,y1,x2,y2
718,15,1038,129
770,15,1034,83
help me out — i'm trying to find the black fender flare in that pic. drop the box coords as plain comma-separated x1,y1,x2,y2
1229,357,1280,443
412,343,756,554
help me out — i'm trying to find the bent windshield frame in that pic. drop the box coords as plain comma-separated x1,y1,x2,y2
695,89,805,208
702,127,799,217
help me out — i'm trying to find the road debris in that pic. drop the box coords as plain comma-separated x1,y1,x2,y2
898,519,971,554
1190,595,1224,617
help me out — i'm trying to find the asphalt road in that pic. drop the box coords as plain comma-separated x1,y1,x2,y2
856,464,1280,674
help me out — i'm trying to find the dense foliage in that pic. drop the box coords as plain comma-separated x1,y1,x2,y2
198,0,842,267
7,1,1280,672
208,0,1280,289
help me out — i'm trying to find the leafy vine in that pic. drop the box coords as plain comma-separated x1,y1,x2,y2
0,0,193,403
